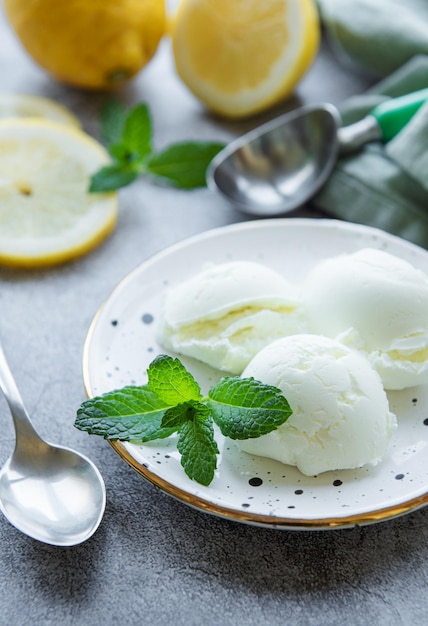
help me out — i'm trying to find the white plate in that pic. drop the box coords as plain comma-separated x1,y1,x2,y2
83,218,428,529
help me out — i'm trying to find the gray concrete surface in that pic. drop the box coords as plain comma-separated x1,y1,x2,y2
0,4,427,626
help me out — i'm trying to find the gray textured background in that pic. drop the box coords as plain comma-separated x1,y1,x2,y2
1,3,427,625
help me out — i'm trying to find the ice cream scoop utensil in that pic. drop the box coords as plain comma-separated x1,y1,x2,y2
207,89,428,216
0,340,105,546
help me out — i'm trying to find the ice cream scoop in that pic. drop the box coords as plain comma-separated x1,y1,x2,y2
302,248,428,390
207,89,428,216
235,334,396,476
157,261,307,374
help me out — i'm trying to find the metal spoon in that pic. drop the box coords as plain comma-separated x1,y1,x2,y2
0,341,106,546
207,88,428,216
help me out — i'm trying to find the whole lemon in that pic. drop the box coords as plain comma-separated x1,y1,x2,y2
4,0,166,90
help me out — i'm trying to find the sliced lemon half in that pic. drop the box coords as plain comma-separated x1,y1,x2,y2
0,94,80,127
171,0,320,118
0,118,117,268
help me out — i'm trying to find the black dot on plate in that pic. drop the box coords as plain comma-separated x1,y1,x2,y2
395,473,405,480
142,313,154,324
333,480,343,487
241,503,250,508
294,489,303,495
111,320,118,326
412,398,418,404
249,477,263,487
424,418,428,426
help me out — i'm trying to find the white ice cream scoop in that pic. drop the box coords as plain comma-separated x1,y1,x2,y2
302,248,428,390
157,261,307,374
235,334,396,476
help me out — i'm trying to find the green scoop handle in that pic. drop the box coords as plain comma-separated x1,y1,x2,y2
371,88,428,142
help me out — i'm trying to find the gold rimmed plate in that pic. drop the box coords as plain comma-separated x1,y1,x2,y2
83,218,428,529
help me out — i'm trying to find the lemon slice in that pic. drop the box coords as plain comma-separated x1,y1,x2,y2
0,118,117,268
0,94,80,127
171,0,320,118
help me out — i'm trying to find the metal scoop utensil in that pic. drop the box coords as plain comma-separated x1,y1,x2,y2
207,89,428,216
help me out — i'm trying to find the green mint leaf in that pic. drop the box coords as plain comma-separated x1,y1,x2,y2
100,100,127,148
161,403,193,429
161,400,205,429
147,354,202,404
75,385,175,441
122,102,152,159
177,405,219,485
108,143,144,165
207,377,292,440
144,141,225,189
89,164,140,192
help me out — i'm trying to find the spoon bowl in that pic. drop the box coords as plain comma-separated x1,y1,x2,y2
207,104,341,216
0,342,106,546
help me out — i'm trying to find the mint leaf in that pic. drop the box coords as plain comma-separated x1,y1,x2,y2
161,401,202,429
100,100,127,147
75,386,175,441
122,102,152,159
207,377,292,439
89,164,139,192
108,143,143,165
99,101,151,171
144,141,225,188
177,406,219,485
147,354,202,404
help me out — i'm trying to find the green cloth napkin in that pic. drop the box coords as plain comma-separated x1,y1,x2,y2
311,7,428,248
316,0,428,77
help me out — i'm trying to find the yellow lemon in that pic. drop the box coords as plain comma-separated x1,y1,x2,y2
0,94,80,127
171,0,320,118
0,119,117,268
3,0,166,90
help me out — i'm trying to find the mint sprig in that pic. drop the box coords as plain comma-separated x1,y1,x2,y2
75,355,292,486
90,100,225,193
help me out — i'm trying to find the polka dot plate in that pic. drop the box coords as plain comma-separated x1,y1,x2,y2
83,218,428,529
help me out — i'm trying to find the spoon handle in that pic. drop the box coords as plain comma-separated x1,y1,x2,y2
371,88,428,143
0,341,40,445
